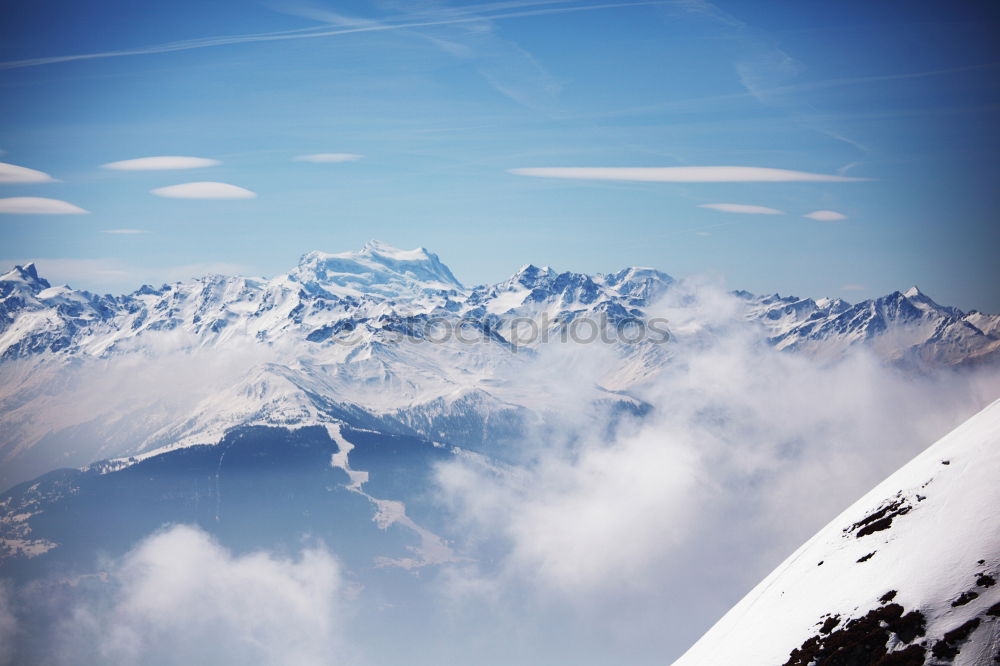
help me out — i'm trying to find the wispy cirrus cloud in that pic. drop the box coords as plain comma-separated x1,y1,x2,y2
0,197,87,214
293,153,363,163
699,203,785,214
574,62,1000,123
270,0,573,110
0,1,661,71
0,161,56,183
510,166,866,182
760,62,1000,99
150,182,256,199
804,210,847,221
102,156,221,171
674,0,873,170
367,0,578,21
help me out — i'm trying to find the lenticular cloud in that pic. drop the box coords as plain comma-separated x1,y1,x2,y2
0,197,87,214
699,203,785,214
804,209,848,221
150,182,256,199
509,166,868,183
103,156,220,171
0,161,55,183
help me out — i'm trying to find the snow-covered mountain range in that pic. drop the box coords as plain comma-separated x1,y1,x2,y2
672,396,1000,665
740,287,1000,366
4,240,997,367
0,240,667,359
1,240,998,489
0,241,671,487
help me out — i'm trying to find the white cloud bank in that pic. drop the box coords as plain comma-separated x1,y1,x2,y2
52,525,346,666
294,153,363,163
0,161,55,183
0,197,87,214
0,280,996,665
150,182,256,199
102,156,220,171
509,166,867,183
698,203,785,214
804,210,848,221
432,280,1000,660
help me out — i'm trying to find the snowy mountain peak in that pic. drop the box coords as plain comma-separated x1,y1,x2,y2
602,266,674,302
18,263,38,280
899,284,963,318
358,239,430,260
603,266,669,283
511,264,555,284
1,263,50,292
1,264,54,319
290,241,464,299
813,296,848,310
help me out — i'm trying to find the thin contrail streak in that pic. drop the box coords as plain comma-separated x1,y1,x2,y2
0,1,664,70
763,61,1000,95
572,61,1000,120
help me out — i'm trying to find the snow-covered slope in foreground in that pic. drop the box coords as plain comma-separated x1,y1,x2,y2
672,398,1000,665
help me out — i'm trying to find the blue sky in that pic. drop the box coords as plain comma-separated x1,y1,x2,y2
1,0,998,310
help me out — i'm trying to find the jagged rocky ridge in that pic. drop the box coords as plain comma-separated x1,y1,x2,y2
739,287,1000,366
